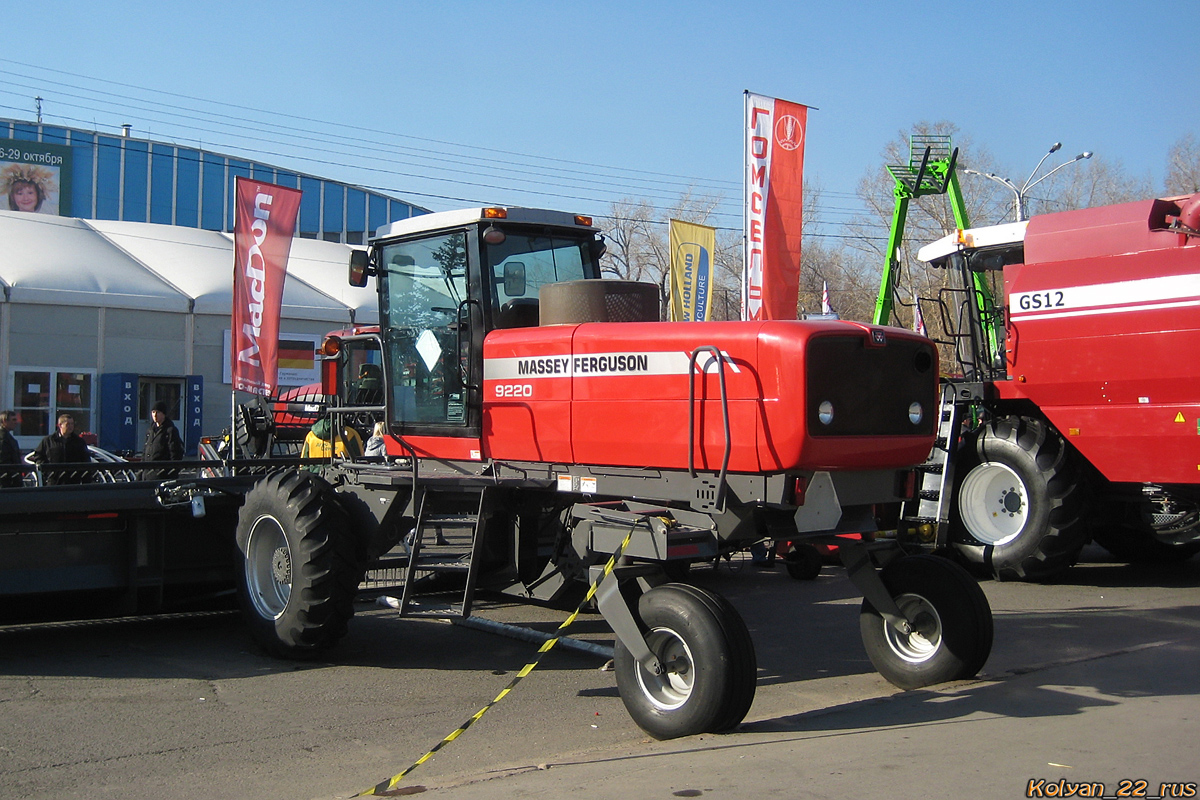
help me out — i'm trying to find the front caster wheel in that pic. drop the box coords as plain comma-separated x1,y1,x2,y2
860,555,993,690
614,584,756,740
235,470,362,659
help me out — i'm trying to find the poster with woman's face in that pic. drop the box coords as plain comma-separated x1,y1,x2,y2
1,139,72,216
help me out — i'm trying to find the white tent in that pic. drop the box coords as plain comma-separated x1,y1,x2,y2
0,210,373,449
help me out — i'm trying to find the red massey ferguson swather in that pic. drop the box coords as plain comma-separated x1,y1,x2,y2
227,206,992,739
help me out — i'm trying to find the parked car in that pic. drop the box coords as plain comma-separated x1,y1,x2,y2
23,445,138,485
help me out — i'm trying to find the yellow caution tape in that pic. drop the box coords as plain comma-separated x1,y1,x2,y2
356,522,637,797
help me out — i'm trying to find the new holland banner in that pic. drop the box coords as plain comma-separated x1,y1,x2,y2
668,219,717,321
743,91,808,321
231,177,302,397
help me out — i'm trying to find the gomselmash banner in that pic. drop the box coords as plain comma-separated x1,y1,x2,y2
743,92,808,321
231,177,302,397
668,219,717,321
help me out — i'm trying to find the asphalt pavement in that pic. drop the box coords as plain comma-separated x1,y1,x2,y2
1,544,1197,800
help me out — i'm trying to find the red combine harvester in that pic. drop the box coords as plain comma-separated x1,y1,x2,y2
233,207,992,739
901,193,1200,579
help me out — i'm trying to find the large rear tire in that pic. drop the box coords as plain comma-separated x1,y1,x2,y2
235,470,362,659
860,555,992,690
951,416,1088,581
614,584,756,740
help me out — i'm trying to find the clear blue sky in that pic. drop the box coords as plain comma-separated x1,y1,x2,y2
2,0,1194,235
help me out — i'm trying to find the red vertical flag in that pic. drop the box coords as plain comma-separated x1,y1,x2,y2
743,92,808,321
231,177,302,397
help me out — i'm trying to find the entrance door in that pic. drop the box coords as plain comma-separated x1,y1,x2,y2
137,379,183,452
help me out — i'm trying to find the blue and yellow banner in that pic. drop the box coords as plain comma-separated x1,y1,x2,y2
669,219,716,321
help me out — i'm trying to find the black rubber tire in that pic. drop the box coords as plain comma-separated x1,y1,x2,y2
614,583,757,740
235,470,362,659
950,415,1088,581
860,555,993,690
784,543,823,581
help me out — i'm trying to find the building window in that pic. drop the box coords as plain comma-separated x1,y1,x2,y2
346,187,366,242
123,140,149,223
71,131,94,219
369,194,387,237
323,181,344,240
138,379,182,444
151,144,175,225
201,153,225,230
42,127,68,145
227,160,251,230
9,368,96,444
96,137,122,220
176,148,200,227
299,176,320,236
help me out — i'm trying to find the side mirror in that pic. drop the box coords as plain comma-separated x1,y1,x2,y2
503,261,526,297
348,250,370,287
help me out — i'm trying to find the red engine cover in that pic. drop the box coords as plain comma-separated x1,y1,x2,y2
482,320,937,474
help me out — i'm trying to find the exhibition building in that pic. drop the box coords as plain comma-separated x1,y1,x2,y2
0,117,428,454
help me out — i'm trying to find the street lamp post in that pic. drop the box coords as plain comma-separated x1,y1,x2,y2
963,142,1093,222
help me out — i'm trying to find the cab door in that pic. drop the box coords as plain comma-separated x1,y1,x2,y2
376,227,484,460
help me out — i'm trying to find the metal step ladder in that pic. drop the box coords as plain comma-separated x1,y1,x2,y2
393,485,494,618
901,381,966,542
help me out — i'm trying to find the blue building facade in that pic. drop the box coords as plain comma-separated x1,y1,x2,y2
1,118,426,243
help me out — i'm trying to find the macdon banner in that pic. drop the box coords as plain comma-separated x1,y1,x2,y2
743,92,808,321
231,177,302,397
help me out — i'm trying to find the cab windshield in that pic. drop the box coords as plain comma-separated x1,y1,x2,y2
376,226,596,428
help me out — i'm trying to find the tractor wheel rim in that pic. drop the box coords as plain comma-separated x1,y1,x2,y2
959,462,1027,546
635,627,695,711
246,514,290,620
885,594,942,664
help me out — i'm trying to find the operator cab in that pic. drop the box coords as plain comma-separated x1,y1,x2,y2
917,221,1026,382
343,208,605,441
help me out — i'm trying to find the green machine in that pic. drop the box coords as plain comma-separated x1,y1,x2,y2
871,134,997,356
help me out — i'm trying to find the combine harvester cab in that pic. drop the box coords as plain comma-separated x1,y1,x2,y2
233,206,993,739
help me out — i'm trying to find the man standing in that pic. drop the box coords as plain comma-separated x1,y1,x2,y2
29,413,92,485
1,410,23,488
142,401,184,479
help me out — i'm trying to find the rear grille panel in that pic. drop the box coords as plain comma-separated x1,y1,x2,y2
805,334,937,437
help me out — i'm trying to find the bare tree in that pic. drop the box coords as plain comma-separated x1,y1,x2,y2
1025,156,1154,216
601,190,730,316
601,198,660,283
1165,133,1200,195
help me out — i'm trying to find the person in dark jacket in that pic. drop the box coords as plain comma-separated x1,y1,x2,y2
29,413,92,485
1,410,24,488
142,401,184,479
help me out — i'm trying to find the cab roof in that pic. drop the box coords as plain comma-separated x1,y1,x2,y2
372,207,598,241
916,221,1028,264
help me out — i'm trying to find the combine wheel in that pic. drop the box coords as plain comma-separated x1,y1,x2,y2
235,470,362,659
614,584,756,740
860,555,992,690
951,415,1088,581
